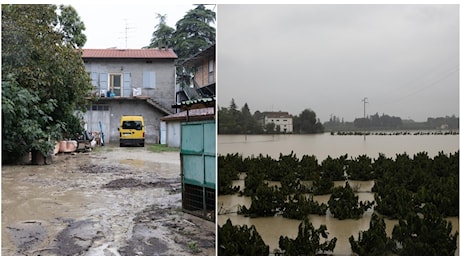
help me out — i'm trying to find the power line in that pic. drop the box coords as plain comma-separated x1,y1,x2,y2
375,56,459,102
377,64,459,107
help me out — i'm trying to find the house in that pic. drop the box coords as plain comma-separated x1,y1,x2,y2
160,44,216,222
262,111,293,133
81,48,177,144
175,44,215,104
162,44,216,148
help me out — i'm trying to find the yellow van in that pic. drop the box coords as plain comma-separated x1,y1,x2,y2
118,115,145,147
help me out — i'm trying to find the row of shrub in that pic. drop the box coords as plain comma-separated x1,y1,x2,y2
219,207,459,256
218,150,459,255
219,151,459,218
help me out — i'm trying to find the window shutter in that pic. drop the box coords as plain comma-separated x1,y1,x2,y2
99,73,108,90
123,73,131,97
143,71,156,88
90,72,98,87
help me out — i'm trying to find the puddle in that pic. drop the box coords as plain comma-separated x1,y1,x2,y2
119,159,145,168
2,147,215,256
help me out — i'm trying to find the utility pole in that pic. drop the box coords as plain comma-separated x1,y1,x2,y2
362,97,368,118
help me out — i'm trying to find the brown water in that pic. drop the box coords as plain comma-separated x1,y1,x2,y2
217,133,459,255
218,133,459,161
2,147,215,256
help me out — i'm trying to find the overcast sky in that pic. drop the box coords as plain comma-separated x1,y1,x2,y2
71,3,198,49
217,4,459,123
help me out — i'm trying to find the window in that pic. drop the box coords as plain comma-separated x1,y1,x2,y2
88,104,109,111
208,59,214,83
143,71,156,88
109,74,122,96
122,121,143,130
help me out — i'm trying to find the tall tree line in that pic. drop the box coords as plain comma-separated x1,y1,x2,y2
354,113,403,129
218,98,324,134
218,99,264,135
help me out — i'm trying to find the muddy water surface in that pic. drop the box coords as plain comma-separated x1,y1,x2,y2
218,133,459,255
218,179,459,255
2,146,216,256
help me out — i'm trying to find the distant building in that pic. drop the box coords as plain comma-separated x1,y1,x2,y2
262,111,293,133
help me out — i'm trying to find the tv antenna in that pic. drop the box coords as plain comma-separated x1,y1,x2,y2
120,19,134,49
362,97,368,118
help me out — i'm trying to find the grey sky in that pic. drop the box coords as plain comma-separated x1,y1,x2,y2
71,3,196,49
217,4,459,123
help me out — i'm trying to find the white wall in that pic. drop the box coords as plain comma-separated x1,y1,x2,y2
166,121,181,148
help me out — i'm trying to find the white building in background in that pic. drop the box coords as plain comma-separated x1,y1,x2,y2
262,111,293,133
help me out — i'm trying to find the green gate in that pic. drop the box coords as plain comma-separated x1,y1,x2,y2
180,120,215,222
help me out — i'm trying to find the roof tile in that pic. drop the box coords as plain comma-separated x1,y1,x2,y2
82,48,177,59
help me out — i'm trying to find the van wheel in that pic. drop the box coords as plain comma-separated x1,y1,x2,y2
120,143,124,147
141,143,144,147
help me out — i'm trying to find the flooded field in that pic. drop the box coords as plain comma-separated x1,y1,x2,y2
2,145,216,256
218,133,459,255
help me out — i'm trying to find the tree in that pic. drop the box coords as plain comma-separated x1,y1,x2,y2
229,98,238,114
282,193,327,219
173,5,215,87
293,109,324,133
321,155,347,181
218,99,264,135
147,13,175,49
276,218,337,255
173,4,215,64
218,107,235,134
218,164,241,195
218,219,269,256
240,103,263,134
347,154,374,180
265,123,276,134
328,182,374,220
2,4,93,163
298,154,320,180
391,204,459,255
349,213,395,255
56,5,87,48
311,174,334,195
218,99,248,134
145,5,215,88
2,76,62,163
354,113,403,129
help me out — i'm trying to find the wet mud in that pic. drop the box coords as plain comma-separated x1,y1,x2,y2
2,146,216,256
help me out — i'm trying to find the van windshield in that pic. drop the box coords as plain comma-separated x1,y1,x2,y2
122,121,142,130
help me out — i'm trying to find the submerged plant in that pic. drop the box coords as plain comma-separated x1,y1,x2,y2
276,218,337,256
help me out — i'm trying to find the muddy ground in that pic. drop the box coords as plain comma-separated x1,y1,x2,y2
1,145,216,256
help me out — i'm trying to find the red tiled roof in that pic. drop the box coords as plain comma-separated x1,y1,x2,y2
82,48,177,59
